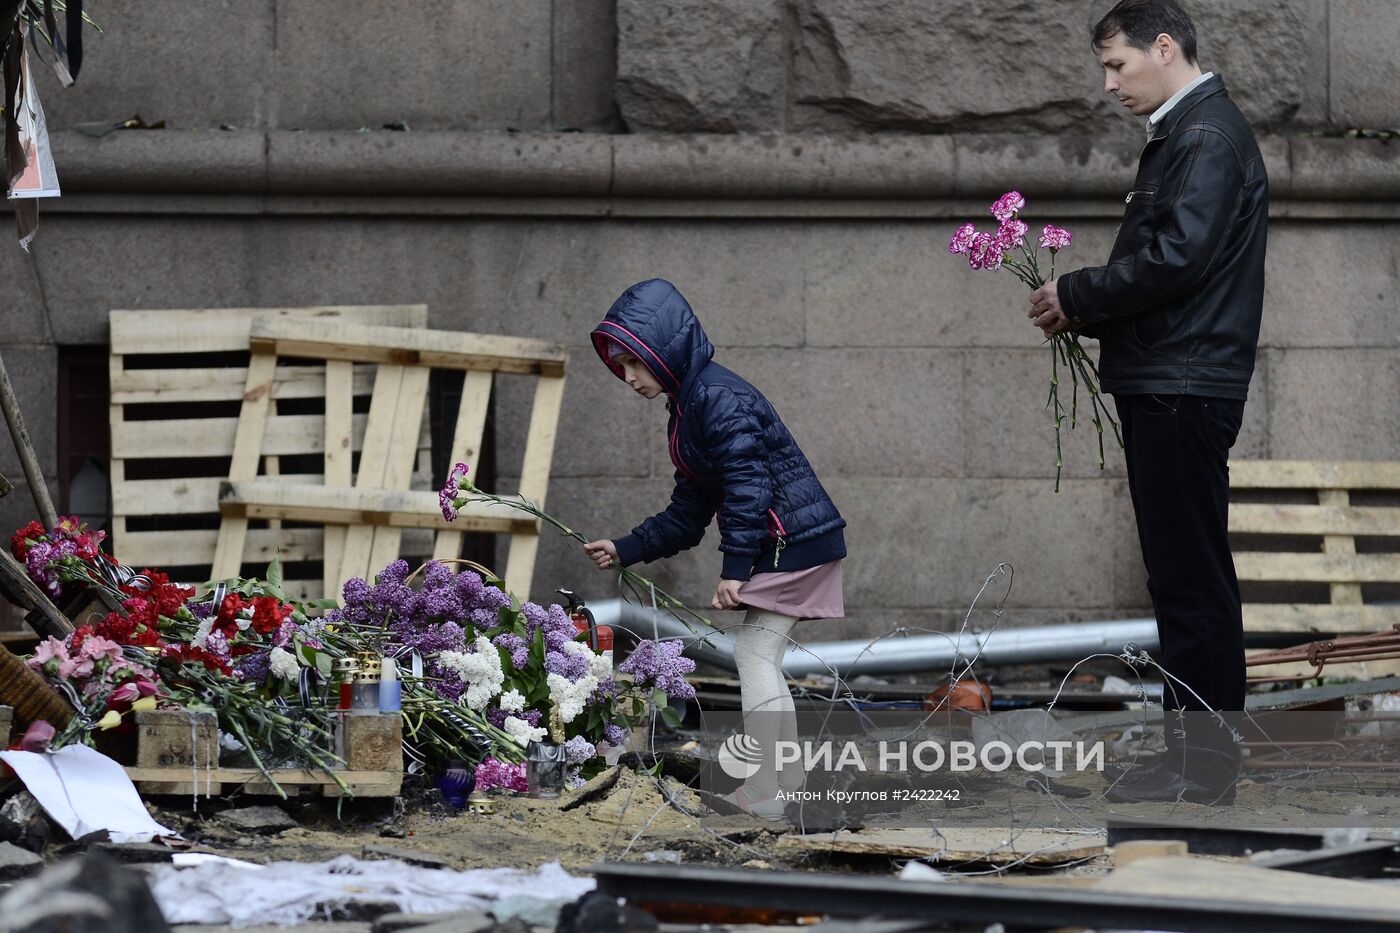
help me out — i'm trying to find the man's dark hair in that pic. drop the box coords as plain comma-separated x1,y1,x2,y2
1093,0,1199,65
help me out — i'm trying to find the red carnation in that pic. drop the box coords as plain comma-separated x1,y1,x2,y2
10,520,45,560
251,596,291,636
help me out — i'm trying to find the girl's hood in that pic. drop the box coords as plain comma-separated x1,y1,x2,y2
591,279,715,398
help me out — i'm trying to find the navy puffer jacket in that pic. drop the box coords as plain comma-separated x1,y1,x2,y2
592,279,846,581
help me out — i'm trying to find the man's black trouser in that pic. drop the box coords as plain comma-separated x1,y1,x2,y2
1115,393,1246,780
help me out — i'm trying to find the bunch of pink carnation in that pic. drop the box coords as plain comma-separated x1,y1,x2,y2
28,630,163,707
948,191,1073,278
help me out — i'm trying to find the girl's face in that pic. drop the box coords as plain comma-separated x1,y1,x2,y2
614,351,664,399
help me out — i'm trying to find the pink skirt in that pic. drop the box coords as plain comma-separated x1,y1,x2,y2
738,559,844,620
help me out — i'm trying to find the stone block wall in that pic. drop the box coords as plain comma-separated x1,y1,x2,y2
2,1,1397,640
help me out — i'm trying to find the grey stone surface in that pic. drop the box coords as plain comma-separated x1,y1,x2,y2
552,0,622,131
722,347,964,479
271,0,552,131
962,348,1128,481
34,215,260,344
0,841,43,880
213,805,297,834
616,0,787,132
1265,348,1400,461
1330,0,1400,128
0,245,54,344
1260,223,1400,349
373,911,491,933
0,852,170,932
790,0,1133,136
35,0,274,131
0,345,58,480
1291,139,1400,201
1191,0,1314,130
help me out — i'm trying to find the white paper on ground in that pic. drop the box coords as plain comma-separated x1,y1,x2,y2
0,745,174,843
149,856,595,926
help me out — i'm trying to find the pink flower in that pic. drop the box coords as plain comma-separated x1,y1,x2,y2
30,636,69,667
1040,224,1073,252
439,462,471,523
967,232,1004,271
109,681,140,704
58,656,94,680
948,222,977,255
78,635,123,663
997,218,1029,249
990,191,1026,222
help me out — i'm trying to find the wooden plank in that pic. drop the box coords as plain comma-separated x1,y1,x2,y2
249,318,568,378
504,375,565,598
433,369,494,562
336,365,405,593
1243,604,1400,633
220,481,536,533
124,766,401,797
211,352,278,580
776,828,1106,866
109,364,378,405
368,366,431,573
112,474,325,517
1318,489,1365,606
1230,460,1400,491
322,360,354,597
1096,856,1400,912
111,413,369,459
116,528,326,568
1235,553,1400,585
1230,504,1400,537
109,305,428,355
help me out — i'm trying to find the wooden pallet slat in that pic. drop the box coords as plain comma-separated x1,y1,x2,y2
1232,459,1400,640
249,318,568,378
220,481,536,533
432,369,494,562
504,373,567,597
109,306,431,583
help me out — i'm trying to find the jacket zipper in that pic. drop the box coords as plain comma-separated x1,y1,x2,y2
767,508,788,568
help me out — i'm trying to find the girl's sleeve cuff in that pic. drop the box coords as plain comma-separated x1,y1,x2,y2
721,552,755,582
613,534,646,567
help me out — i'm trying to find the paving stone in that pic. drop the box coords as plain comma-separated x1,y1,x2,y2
213,806,297,835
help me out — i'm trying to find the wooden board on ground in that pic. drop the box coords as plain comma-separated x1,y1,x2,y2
215,319,568,600
124,766,401,798
776,827,1106,866
1231,459,1400,679
1096,855,1400,912
108,306,430,600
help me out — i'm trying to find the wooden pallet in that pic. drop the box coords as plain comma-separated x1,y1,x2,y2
212,318,567,600
1231,460,1400,678
108,306,430,600
120,709,402,798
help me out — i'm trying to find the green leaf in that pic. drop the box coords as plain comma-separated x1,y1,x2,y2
266,552,285,599
315,653,333,679
659,704,682,728
651,688,669,710
303,598,339,610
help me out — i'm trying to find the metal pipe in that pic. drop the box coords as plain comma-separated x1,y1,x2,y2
586,599,1160,677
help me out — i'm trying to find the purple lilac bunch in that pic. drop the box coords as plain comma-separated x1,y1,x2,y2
617,638,696,700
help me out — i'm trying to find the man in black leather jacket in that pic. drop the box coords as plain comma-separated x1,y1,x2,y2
1028,0,1267,805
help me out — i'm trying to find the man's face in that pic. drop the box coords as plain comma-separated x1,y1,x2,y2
1099,33,1169,117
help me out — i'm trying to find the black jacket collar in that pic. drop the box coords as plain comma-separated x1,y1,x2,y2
1151,73,1228,141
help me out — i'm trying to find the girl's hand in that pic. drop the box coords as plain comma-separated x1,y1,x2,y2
584,539,618,570
711,579,744,610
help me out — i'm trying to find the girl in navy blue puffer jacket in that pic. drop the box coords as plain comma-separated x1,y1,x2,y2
583,278,846,818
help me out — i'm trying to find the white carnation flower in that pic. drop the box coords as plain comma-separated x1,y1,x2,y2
498,688,526,713
269,646,300,681
503,715,547,746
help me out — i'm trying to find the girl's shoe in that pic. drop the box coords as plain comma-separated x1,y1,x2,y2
719,785,788,821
